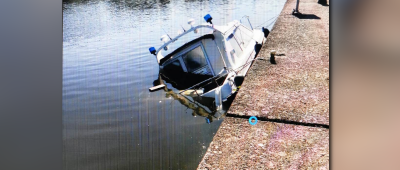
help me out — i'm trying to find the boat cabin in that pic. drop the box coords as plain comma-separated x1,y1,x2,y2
156,21,259,92
149,14,267,112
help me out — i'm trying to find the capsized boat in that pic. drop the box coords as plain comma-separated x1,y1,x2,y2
149,14,270,114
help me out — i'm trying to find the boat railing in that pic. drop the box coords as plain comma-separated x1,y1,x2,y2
178,71,230,95
240,15,253,30
156,24,214,59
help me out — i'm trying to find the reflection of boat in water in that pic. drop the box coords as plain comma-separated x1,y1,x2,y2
149,14,270,114
153,75,225,124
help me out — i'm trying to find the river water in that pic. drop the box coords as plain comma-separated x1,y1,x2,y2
63,0,285,169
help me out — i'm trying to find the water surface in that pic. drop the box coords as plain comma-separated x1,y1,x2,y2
63,0,285,169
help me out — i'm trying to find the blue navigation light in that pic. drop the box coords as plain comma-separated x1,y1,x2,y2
204,14,213,24
149,47,156,55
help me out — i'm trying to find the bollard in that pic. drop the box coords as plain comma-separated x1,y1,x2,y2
270,50,276,64
262,27,270,38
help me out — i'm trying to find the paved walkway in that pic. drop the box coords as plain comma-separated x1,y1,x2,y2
229,0,329,125
198,0,329,169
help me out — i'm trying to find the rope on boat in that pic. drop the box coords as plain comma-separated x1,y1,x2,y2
254,14,280,29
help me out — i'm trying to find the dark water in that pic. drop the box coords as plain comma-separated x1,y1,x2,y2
63,0,285,169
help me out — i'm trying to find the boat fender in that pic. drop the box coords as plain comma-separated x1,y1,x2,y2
214,86,223,111
254,43,262,55
262,27,270,38
234,76,245,87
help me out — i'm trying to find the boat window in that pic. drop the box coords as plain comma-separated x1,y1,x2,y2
163,59,184,74
182,46,209,73
236,26,254,48
227,34,243,57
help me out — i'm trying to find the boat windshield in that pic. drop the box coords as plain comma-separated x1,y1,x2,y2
182,46,209,73
163,59,184,75
160,41,218,91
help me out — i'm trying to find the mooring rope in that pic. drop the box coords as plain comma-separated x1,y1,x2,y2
254,14,280,29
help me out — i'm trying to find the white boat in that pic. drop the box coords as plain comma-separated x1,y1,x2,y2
149,14,270,114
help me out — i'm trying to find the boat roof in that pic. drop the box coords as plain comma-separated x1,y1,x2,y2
155,20,241,63
159,34,215,65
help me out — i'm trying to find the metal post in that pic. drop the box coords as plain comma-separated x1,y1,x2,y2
246,16,253,30
292,0,300,15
